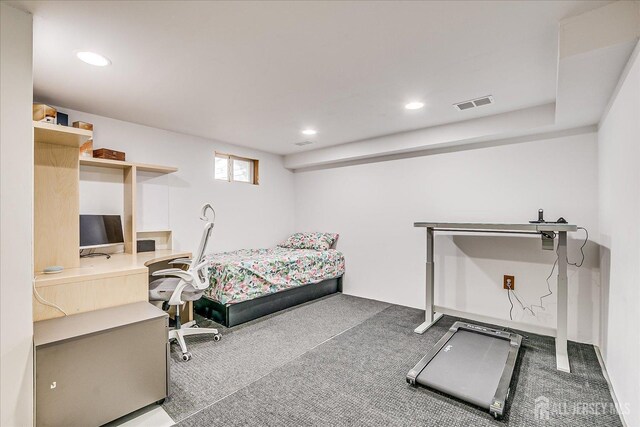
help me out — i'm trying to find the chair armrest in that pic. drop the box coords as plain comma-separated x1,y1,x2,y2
169,258,192,266
152,268,193,283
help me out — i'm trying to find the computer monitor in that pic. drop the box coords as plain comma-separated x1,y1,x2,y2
79,215,125,249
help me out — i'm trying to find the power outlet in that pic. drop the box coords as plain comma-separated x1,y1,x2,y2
503,275,515,290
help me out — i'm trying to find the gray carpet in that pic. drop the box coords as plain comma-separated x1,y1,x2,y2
169,295,622,426
163,294,391,421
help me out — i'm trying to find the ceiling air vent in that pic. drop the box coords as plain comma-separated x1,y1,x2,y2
294,140,313,147
454,95,494,111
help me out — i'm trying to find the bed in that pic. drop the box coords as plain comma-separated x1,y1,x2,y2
194,233,345,327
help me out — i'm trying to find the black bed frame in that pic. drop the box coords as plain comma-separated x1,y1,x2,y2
194,277,343,327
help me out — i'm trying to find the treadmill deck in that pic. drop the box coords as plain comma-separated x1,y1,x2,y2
407,322,522,418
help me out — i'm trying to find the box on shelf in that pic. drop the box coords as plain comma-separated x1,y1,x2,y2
93,148,125,161
33,103,56,122
73,121,94,131
79,140,93,158
56,112,69,126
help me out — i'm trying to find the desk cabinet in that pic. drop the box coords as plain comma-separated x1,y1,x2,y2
33,272,148,321
34,302,169,427
32,250,191,322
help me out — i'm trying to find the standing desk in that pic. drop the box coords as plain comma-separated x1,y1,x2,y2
413,222,578,373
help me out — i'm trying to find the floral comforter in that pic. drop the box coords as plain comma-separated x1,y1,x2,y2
204,247,345,305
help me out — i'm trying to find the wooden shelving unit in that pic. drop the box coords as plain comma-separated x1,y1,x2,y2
34,121,178,272
33,123,94,271
34,121,92,147
79,155,177,255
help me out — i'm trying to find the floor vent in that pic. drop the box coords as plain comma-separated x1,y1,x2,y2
454,95,494,111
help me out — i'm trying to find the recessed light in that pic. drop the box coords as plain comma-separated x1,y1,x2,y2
301,129,317,136
76,51,111,67
405,101,425,110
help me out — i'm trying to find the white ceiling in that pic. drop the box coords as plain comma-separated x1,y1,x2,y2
13,0,610,155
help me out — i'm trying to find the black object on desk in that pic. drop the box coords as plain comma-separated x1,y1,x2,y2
529,208,545,223
137,239,156,253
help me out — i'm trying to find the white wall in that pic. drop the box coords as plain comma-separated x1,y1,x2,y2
294,132,600,343
598,42,640,426
0,4,34,426
55,107,296,253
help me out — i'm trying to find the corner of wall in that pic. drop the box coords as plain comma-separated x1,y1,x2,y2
596,36,640,427
0,3,35,426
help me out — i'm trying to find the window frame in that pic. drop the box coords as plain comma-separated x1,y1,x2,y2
214,152,259,185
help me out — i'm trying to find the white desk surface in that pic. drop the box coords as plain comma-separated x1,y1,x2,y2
413,222,578,232
34,249,191,288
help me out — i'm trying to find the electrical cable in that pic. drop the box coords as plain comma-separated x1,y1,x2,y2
568,227,588,267
530,249,559,312
506,286,514,320
33,280,68,316
507,225,589,318
506,279,535,319
537,226,588,312
511,289,537,317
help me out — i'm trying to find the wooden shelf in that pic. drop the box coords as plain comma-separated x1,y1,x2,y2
80,157,133,169
136,162,178,174
34,121,92,147
79,157,178,174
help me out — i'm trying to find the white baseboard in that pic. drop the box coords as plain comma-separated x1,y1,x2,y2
433,305,557,337
594,346,628,427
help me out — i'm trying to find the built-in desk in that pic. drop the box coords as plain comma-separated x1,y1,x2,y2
33,249,191,321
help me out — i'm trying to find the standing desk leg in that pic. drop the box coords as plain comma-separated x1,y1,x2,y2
556,231,570,372
415,227,443,334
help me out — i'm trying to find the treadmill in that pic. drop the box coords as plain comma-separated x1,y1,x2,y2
407,321,522,419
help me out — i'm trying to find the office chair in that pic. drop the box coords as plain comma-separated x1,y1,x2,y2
149,203,221,361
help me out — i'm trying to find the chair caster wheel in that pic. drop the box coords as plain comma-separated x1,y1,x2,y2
181,352,192,361
213,334,222,341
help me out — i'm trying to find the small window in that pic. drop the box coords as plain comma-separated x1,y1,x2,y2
214,155,229,180
214,152,259,185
